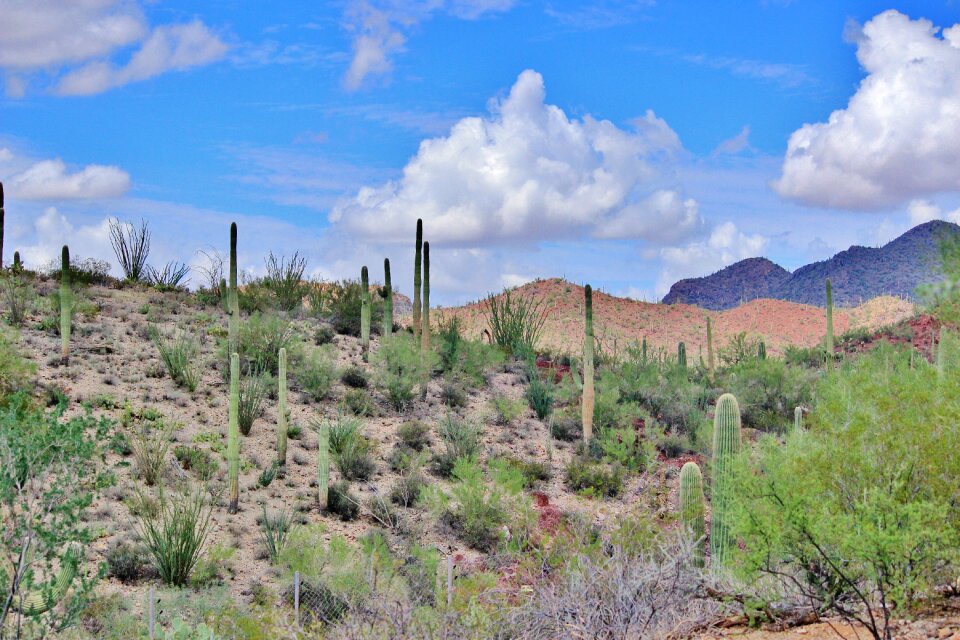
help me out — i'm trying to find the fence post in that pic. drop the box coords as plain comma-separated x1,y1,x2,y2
294,570,301,630
148,586,155,639
446,555,453,607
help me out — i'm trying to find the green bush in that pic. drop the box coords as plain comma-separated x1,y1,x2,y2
327,481,361,521
493,454,550,488
397,420,430,451
329,279,384,337
550,409,582,442
431,415,482,477
483,289,548,357
134,486,214,587
106,539,152,583
340,365,369,388
297,347,336,402
342,388,376,417
227,313,302,375
262,252,307,312
440,380,468,408
238,372,269,436
372,334,435,412
150,326,202,392
333,436,376,481
566,456,623,498
720,357,816,432
492,395,526,424
258,505,297,563
324,413,362,455
0,327,35,398
173,445,218,481
525,371,554,420
598,426,653,473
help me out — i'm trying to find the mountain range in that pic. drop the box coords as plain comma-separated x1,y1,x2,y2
661,220,958,309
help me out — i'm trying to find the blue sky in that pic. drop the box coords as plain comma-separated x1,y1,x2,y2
2,1,960,304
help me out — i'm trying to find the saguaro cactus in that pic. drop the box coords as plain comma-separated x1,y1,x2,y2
317,420,329,510
277,347,288,471
12,251,20,272
677,342,687,368
383,258,393,337
706,317,715,378
757,341,766,360
794,406,803,432
16,551,79,615
228,223,239,360
679,462,706,568
711,393,742,566
825,278,834,362
413,219,423,341
360,266,371,359
228,352,240,514
420,242,431,400
582,285,595,442
642,336,648,364
60,245,71,364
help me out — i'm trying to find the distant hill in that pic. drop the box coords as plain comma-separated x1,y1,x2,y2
661,220,959,309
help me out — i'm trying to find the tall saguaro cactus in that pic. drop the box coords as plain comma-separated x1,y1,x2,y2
228,352,240,514
420,242,431,400
825,278,834,362
360,266,371,359
677,342,687,368
706,317,715,379
711,393,742,566
679,462,706,568
277,347,288,472
60,245,71,364
12,251,20,272
757,341,766,360
317,420,329,510
228,223,239,360
383,258,393,337
582,284,595,442
413,219,423,341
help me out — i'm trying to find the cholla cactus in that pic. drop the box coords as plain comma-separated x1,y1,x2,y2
228,352,240,514
60,245,71,364
679,462,706,567
582,284,595,442
711,393,742,566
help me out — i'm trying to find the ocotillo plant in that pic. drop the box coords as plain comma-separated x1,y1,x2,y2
413,218,423,341
228,352,240,514
677,342,687,368
277,347,288,471
825,278,834,362
679,462,706,568
582,284,595,442
794,406,803,432
317,420,329,510
757,341,766,360
0,181,4,269
383,258,393,337
228,223,239,361
706,317,715,378
360,266,371,359
711,393,742,567
420,242,431,400
60,245,71,364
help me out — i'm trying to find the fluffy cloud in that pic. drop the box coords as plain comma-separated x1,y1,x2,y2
7,159,131,200
908,199,960,226
774,10,960,209
330,70,700,246
17,207,113,269
657,222,768,296
0,1,226,96
342,0,515,89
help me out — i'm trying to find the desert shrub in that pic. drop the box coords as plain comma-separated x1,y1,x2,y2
342,388,376,416
1,274,34,327
327,481,361,521
566,456,623,498
436,315,465,373
372,334,434,412
397,420,430,451
492,395,526,425
42,255,112,286
783,343,827,368
426,458,531,552
130,419,173,486
314,324,336,345
334,436,376,481
440,380,468,408
730,344,960,640
258,461,279,487
597,426,653,472
150,326,202,392
297,347,336,402
525,371,554,420
431,415,482,477
329,279,384,337
493,454,550,488
258,505,297,563
262,251,307,312
0,327,35,398
173,445,218,481
340,365,368,388
721,357,816,432
237,279,273,314
656,432,688,459
717,331,761,366
323,413,363,455
188,543,235,588
367,493,400,528
238,372,269,436
229,313,301,375
134,486,214,587
550,409,582,442
106,539,152,583
390,456,427,507
483,289,548,357
148,261,190,291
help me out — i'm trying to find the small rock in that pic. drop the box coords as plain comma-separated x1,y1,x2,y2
939,628,953,639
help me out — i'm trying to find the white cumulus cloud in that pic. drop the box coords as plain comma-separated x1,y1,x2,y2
657,222,768,296
330,69,700,246
774,10,960,209
7,159,131,200
907,199,960,225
